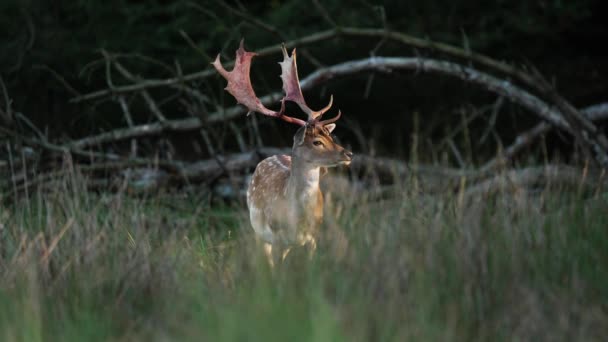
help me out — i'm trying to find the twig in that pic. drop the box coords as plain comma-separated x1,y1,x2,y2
111,52,176,75
117,96,134,126
301,57,569,130
6,142,18,200
465,165,605,197
32,65,81,97
15,112,46,140
199,128,217,156
8,143,483,195
311,0,339,28
117,96,137,157
338,27,544,94
109,54,167,122
69,118,202,149
250,112,264,148
0,76,14,125
482,122,550,172
69,56,596,150
214,0,284,40
214,0,325,68
530,68,608,166
10,160,170,191
438,104,488,148
481,103,608,171
140,91,166,122
583,102,608,121
179,30,214,64
7,9,35,73
40,218,74,264
68,29,329,102
0,126,182,172
72,26,545,103
21,7,36,50
102,50,115,90
446,137,466,168
342,117,369,154
479,96,504,144
229,122,247,152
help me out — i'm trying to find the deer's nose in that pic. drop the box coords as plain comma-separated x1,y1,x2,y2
343,150,353,160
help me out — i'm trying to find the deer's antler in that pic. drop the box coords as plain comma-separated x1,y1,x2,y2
212,40,305,126
278,45,333,122
212,40,337,126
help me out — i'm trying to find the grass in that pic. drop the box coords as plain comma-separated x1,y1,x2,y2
1,172,607,341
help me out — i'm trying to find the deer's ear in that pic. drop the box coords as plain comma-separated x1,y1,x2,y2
293,127,306,146
325,123,336,133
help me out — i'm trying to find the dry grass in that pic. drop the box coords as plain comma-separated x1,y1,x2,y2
1,171,607,341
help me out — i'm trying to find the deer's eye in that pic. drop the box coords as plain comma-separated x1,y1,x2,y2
313,140,324,147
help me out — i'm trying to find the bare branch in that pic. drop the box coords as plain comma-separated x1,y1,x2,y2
338,27,544,93
69,56,604,151
0,126,181,172
32,65,81,97
214,0,325,68
199,128,216,156
0,76,14,126
179,29,214,64
465,165,605,197
481,103,608,171
110,55,167,122
446,137,466,168
537,70,608,165
68,118,201,149
311,0,339,28
214,0,284,40
117,96,134,126
102,50,115,90
15,112,46,140
70,30,337,103
482,122,551,172
479,96,504,144
302,57,569,129
72,26,545,103
117,95,137,157
140,91,167,122
228,122,247,152
583,102,608,121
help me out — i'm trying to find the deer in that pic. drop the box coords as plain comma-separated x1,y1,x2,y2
212,41,353,265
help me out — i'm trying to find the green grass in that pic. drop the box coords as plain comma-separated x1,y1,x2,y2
1,175,607,341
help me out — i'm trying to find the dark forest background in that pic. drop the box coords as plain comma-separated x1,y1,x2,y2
2,2,608,341
2,0,607,166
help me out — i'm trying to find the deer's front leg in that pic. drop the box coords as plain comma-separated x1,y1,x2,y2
263,243,275,268
297,232,317,259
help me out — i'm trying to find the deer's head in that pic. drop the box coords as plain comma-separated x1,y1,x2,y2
292,123,352,167
212,40,352,166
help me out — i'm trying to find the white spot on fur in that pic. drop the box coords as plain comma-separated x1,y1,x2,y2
248,154,323,247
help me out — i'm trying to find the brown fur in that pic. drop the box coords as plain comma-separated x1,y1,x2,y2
246,123,352,263
213,43,352,264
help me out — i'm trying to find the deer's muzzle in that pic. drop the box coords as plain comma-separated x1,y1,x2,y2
341,150,353,165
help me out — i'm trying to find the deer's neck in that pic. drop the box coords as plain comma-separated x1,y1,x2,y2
286,157,320,205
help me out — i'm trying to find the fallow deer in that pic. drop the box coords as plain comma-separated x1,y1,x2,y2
212,41,352,265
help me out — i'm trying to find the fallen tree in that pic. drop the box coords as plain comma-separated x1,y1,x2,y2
2,10,608,201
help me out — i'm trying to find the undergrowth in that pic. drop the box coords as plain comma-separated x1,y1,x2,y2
0,173,607,341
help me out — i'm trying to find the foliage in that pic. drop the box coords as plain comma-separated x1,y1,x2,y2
1,172,607,341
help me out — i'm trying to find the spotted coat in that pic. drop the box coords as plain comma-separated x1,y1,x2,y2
246,154,323,246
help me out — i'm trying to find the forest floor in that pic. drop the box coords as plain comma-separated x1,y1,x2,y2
1,173,607,341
